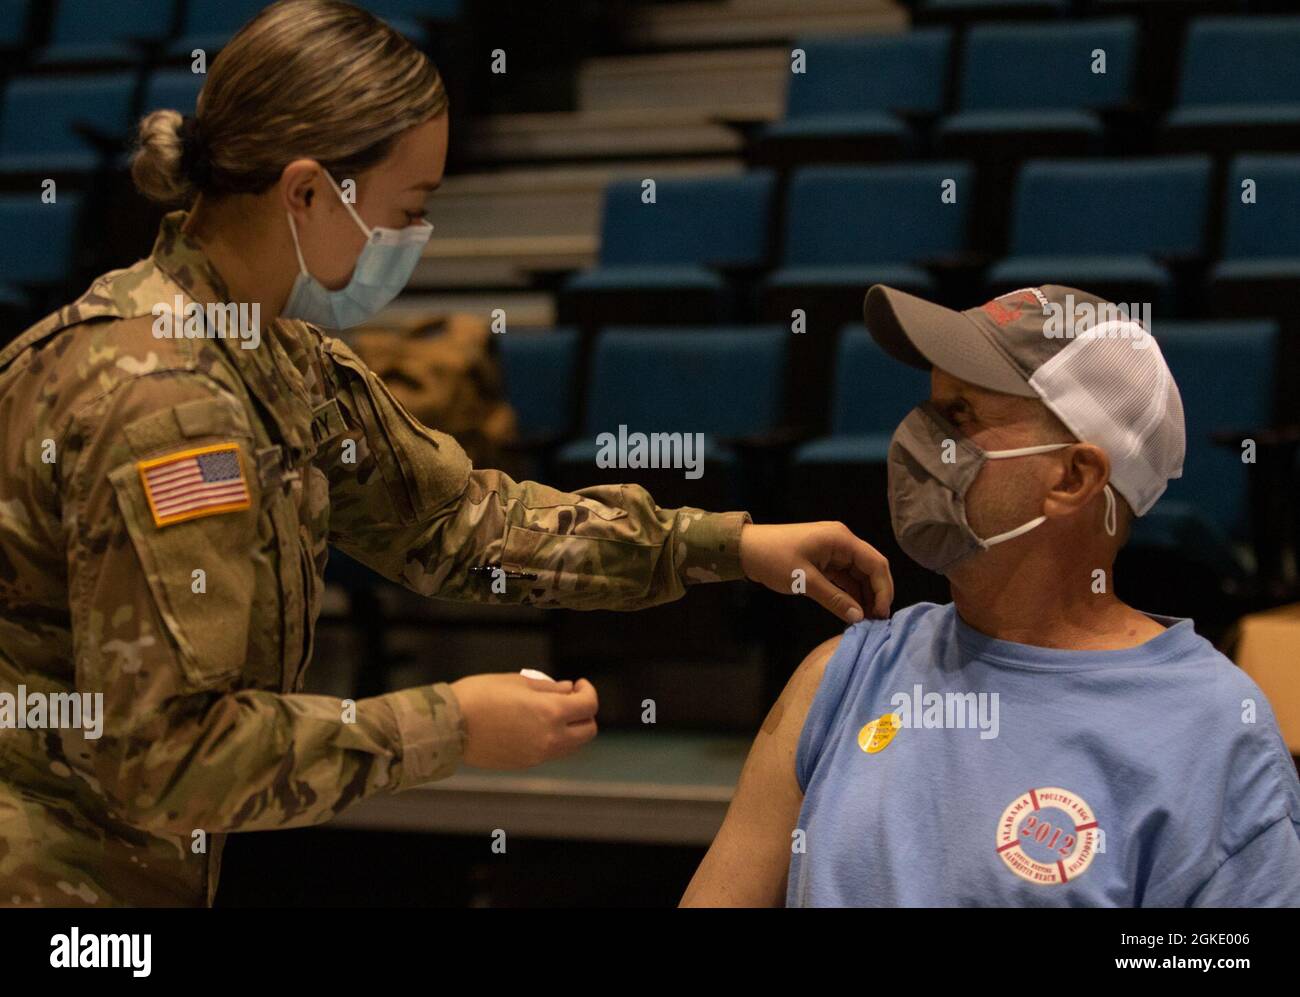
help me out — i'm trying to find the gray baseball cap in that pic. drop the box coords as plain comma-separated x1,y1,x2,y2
863,284,1186,516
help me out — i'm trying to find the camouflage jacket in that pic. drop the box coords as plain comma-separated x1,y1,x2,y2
0,211,751,907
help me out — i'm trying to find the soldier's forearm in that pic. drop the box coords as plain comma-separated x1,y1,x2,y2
91,683,463,836
337,467,752,610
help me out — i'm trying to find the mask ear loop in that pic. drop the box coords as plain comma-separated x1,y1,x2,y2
286,213,309,275
977,442,1073,550
1103,484,1117,538
321,167,375,240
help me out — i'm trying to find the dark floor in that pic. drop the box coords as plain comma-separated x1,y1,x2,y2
214,827,706,907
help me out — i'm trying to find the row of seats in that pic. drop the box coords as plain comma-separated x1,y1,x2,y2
6,150,1294,339
0,0,459,66
913,0,1284,17
0,68,206,174
763,16,1300,157
3,14,1293,180
566,154,1300,315
498,320,1278,572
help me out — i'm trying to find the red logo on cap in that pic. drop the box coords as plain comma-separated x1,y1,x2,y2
981,292,1036,327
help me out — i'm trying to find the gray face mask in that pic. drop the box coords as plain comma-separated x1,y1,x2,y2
887,402,1116,574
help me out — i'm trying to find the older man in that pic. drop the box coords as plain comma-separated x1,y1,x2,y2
683,285,1300,907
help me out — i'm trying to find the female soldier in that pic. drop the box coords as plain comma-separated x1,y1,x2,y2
0,0,892,906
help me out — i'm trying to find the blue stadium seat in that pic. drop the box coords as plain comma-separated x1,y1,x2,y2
988,156,1213,305
498,328,581,442
1211,154,1300,291
939,19,1138,146
768,164,973,296
142,68,205,115
363,0,461,17
794,325,931,466
353,0,462,44
169,0,446,56
565,172,775,315
1130,320,1277,576
0,0,30,49
762,30,951,154
920,0,1068,12
38,0,173,65
0,73,136,173
0,193,84,286
1165,17,1300,140
556,327,786,470
168,0,269,58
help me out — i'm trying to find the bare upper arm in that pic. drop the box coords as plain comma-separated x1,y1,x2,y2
680,634,842,907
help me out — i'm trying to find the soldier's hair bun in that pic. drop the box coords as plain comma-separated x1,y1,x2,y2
131,109,197,205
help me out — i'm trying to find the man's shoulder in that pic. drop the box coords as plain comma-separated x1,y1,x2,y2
793,603,952,709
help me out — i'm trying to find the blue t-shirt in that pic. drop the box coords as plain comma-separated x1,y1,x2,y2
788,602,1300,907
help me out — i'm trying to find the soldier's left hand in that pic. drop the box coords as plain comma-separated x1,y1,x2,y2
738,522,893,623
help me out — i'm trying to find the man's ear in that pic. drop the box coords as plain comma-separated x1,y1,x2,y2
1042,443,1111,521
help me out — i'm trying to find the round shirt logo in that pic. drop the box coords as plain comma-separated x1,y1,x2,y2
995,786,1100,885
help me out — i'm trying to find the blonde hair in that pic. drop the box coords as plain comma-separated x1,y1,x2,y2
131,0,448,205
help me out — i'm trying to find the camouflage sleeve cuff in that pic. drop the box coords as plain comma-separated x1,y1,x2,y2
382,681,466,792
679,509,752,586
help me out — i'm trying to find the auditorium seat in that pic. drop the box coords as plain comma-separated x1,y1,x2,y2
1118,320,1278,622
554,325,787,497
562,171,776,325
0,192,84,298
0,1,28,51
0,73,136,175
37,0,173,66
1210,154,1300,316
938,19,1139,152
498,327,582,451
937,18,1140,252
769,163,973,296
168,0,275,58
757,28,952,164
763,163,972,429
549,326,788,673
783,324,945,657
1163,16,1300,153
142,68,205,117
987,156,1213,310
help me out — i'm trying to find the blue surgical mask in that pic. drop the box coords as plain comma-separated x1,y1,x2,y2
282,168,433,329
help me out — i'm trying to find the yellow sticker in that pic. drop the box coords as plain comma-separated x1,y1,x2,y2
857,712,901,754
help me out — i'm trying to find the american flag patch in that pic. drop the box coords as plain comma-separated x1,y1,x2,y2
137,443,251,528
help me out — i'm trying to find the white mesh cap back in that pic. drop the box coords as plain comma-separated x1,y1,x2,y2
1028,321,1185,516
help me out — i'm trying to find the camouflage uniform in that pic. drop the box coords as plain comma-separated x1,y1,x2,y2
0,211,751,907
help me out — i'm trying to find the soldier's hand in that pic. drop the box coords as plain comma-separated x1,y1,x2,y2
450,673,598,769
739,521,894,623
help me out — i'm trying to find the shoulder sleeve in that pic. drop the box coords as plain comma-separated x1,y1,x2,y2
795,619,889,792
1161,668,1300,906
63,370,462,834
318,335,751,610
1187,814,1300,907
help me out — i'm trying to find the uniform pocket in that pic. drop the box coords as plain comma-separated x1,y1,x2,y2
108,442,259,690
324,339,470,525
499,523,657,608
